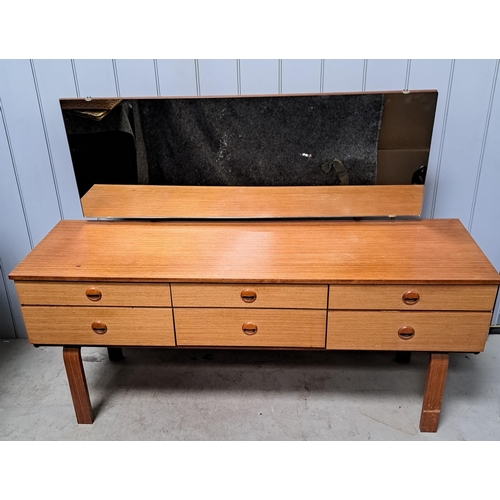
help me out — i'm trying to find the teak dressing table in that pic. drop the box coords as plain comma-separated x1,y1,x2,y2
9,91,500,433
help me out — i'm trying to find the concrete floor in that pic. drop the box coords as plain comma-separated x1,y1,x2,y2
1,337,499,440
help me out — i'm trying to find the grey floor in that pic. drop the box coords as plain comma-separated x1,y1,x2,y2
1,337,499,440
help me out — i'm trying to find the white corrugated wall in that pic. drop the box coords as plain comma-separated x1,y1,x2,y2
1,59,499,338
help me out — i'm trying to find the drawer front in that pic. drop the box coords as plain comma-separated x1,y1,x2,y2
15,282,172,307
171,284,327,309
328,285,498,311
21,306,175,346
327,311,492,352
175,308,326,348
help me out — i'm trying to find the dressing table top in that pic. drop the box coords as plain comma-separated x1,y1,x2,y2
10,218,500,285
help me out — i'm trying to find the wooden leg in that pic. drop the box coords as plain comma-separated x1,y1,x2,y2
419,353,449,432
394,351,412,364
107,347,124,362
63,347,94,424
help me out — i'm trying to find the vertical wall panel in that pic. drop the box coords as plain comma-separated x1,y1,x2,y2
433,59,497,225
240,59,279,95
365,59,408,91
408,59,453,219
0,266,15,338
32,59,82,220
0,59,62,246
493,297,500,326
0,263,16,338
198,59,238,95
282,59,321,94
73,59,117,97
470,67,500,272
323,60,364,92
2,58,500,337
0,111,31,338
115,59,157,96
156,59,197,96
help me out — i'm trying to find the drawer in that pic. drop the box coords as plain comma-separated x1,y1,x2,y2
175,308,326,348
171,284,327,309
327,311,492,352
328,285,497,311
21,306,175,346
15,282,172,307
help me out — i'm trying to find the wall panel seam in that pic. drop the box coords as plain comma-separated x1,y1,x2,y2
0,257,18,338
30,60,64,220
469,59,500,232
494,287,500,325
153,60,161,96
320,59,325,93
195,59,201,96
405,60,411,90
0,98,34,249
112,59,120,97
236,60,241,95
430,59,455,219
278,60,282,94
362,60,367,91
70,59,80,97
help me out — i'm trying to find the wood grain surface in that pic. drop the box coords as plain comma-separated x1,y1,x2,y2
21,306,175,346
328,285,498,311
15,282,172,307
81,184,424,218
175,308,326,347
420,353,449,432
63,347,93,424
10,219,500,284
171,284,327,309
327,311,491,351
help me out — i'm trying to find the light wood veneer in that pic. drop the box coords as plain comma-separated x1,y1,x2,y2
171,284,327,309
21,306,175,346
175,308,326,348
327,311,492,352
16,282,172,307
328,285,498,311
10,219,500,284
9,217,500,433
81,184,424,219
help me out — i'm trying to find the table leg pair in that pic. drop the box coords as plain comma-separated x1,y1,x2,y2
62,347,449,432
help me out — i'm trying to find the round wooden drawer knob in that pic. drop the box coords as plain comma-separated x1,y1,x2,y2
402,290,420,305
242,322,258,335
398,326,415,340
91,321,108,335
241,289,257,303
86,287,102,302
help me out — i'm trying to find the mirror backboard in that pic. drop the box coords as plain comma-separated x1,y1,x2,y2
60,90,437,219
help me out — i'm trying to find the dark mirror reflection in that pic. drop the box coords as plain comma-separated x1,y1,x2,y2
60,92,437,198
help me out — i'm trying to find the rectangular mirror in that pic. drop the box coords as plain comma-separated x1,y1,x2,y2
60,90,438,219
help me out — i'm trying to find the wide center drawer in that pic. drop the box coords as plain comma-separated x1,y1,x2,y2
171,284,327,309
15,282,172,307
328,285,497,311
327,310,492,352
175,308,326,347
21,306,175,346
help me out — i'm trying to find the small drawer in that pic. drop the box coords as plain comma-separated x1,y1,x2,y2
327,311,492,352
171,284,327,309
21,306,175,346
15,282,172,307
328,285,497,311
175,308,326,347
